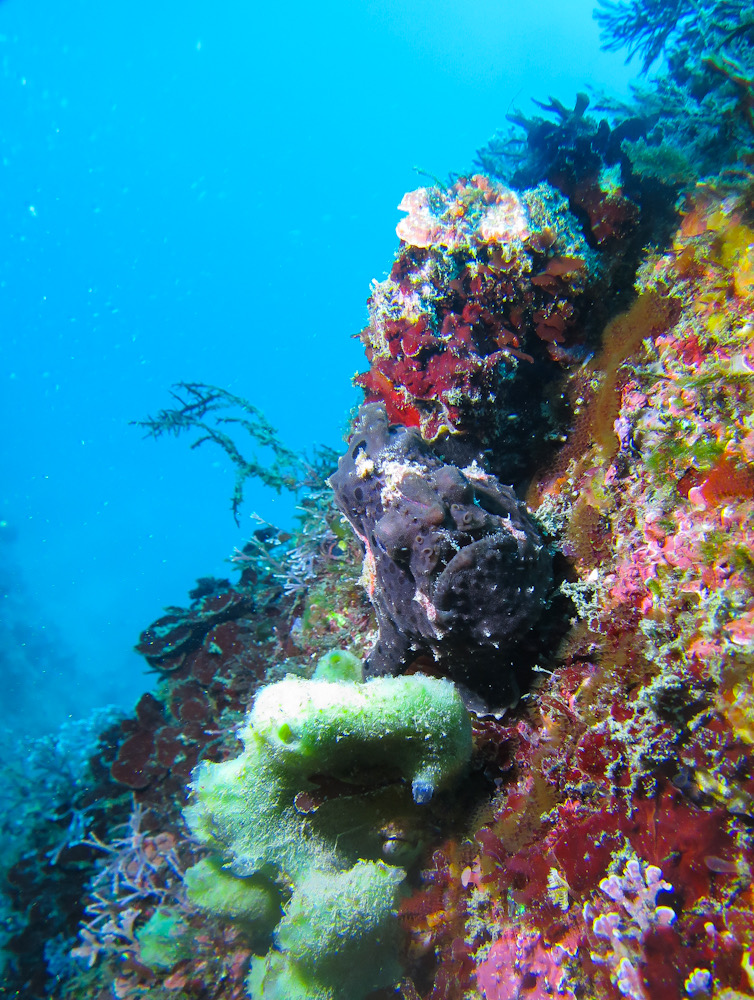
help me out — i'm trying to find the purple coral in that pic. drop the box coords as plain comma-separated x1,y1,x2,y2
585,857,676,1000
598,858,675,934
329,403,552,707
72,803,190,969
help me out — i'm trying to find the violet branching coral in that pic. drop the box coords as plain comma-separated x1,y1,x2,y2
584,856,677,1000
72,802,195,971
183,650,472,1000
329,402,553,710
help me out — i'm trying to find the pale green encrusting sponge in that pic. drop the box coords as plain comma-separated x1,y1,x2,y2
246,861,405,1000
184,855,281,931
183,654,472,1000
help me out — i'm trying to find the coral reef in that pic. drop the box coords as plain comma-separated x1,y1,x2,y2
447,180,754,1000
4,4,754,1000
329,401,553,706
0,465,371,999
476,92,642,241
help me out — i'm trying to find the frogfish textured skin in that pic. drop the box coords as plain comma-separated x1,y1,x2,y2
329,403,552,700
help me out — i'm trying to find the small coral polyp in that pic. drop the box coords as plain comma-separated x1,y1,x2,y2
183,653,472,1000
357,174,595,455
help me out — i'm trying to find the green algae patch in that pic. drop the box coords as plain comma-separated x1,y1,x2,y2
135,909,191,971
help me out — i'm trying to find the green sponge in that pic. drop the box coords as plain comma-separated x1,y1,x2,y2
312,648,364,683
183,663,472,1000
186,671,472,881
247,861,404,1000
244,671,471,807
184,855,281,932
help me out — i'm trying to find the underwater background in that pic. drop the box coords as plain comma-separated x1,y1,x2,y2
3,0,754,999
1,0,635,734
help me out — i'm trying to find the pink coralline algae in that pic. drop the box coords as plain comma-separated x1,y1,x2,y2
395,178,530,250
476,924,579,999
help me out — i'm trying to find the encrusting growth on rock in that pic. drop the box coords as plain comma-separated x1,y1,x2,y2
329,402,553,707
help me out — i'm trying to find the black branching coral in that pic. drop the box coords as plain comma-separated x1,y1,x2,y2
595,0,754,78
132,383,308,525
329,403,552,708
594,0,697,71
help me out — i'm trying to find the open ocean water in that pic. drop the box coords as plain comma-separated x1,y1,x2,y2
0,0,637,734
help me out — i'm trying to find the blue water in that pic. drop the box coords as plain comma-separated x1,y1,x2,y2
0,0,637,734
